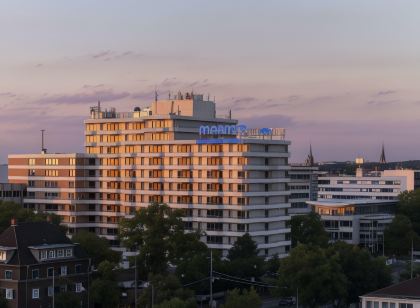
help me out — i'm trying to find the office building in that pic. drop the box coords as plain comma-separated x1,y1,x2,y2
307,199,395,252
8,93,292,257
317,168,420,201
288,164,318,215
0,220,89,308
0,183,26,204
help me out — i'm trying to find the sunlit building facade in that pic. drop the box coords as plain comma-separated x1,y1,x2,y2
8,94,292,257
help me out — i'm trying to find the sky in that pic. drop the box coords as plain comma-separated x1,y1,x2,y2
1,0,420,163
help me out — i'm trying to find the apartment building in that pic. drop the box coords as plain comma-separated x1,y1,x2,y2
8,93,291,257
0,220,89,308
317,168,420,201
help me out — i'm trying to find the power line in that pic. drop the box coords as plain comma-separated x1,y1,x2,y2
216,276,276,288
183,277,211,287
213,271,273,287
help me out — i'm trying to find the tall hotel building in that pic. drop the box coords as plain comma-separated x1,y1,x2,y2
8,94,291,257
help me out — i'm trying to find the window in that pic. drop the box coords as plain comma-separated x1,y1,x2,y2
48,250,55,259
32,269,39,279
382,303,388,308
75,283,83,293
4,270,12,280
60,266,67,276
75,264,82,274
0,251,6,261
48,286,54,297
399,304,413,308
47,267,54,277
57,249,64,258
29,158,36,165
40,250,47,260
32,288,39,299
65,249,72,257
5,289,14,300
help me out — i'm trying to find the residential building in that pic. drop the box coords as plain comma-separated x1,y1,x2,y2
0,220,90,308
317,168,420,201
0,183,26,204
8,93,292,257
307,199,395,253
361,277,420,308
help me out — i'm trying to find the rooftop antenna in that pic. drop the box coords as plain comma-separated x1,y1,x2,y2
97,100,101,112
154,88,158,102
229,109,232,119
207,93,210,101
41,129,47,154
168,91,171,99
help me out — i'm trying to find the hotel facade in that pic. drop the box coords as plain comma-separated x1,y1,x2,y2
8,94,292,257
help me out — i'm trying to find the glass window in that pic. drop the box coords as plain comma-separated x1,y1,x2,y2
48,286,54,297
4,270,12,280
32,288,39,299
367,301,372,308
390,304,395,308
32,269,39,279
57,249,64,258
5,289,13,300
48,250,55,259
47,267,54,277
65,249,72,257
60,266,67,276
75,282,83,293
382,303,388,308
40,250,47,260
374,302,379,308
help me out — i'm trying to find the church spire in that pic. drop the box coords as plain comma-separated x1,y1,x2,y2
305,144,315,166
379,143,386,164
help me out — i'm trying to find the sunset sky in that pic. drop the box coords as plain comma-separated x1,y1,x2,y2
1,0,420,163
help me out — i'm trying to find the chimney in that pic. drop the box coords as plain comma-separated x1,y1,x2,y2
10,218,17,226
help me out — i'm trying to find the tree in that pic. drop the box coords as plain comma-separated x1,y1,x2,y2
72,231,120,267
384,215,420,256
289,212,329,247
222,288,261,308
0,201,62,232
327,242,392,305
119,203,185,277
90,260,120,308
277,244,348,306
157,297,197,308
139,273,196,308
398,189,420,234
55,292,82,308
224,233,264,280
0,295,7,308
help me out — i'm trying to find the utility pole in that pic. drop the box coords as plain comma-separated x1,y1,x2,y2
52,268,55,308
382,233,385,257
411,239,414,279
209,249,213,307
296,287,298,308
135,255,138,308
151,284,154,308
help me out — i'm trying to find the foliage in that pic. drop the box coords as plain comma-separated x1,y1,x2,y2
119,203,185,277
90,260,120,308
327,242,392,304
72,231,120,266
384,215,420,256
228,233,258,260
277,244,348,306
0,295,7,308
398,189,420,234
399,262,420,281
0,201,62,232
289,212,329,247
55,292,82,308
222,288,261,308
139,273,196,308
157,297,197,308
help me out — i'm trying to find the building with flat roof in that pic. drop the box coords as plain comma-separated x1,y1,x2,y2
317,168,420,201
8,93,292,258
307,199,395,253
0,183,26,204
361,277,420,307
288,165,318,215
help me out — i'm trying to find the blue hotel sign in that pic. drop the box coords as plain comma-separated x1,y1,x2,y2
199,124,273,136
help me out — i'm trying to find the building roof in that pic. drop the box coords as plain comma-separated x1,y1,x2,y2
307,199,397,207
362,277,420,299
0,221,87,265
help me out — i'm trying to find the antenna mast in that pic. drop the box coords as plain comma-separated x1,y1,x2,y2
41,129,47,154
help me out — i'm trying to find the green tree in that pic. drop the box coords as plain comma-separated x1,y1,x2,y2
277,244,347,306
119,203,185,277
90,260,120,308
157,297,196,308
327,242,392,305
55,292,82,308
289,212,329,247
72,231,120,266
0,295,7,308
398,189,420,234
224,233,264,280
222,288,261,308
139,273,196,308
0,201,62,232
384,215,420,256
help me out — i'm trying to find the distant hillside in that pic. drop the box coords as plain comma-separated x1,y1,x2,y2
317,160,420,175
0,165,7,182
